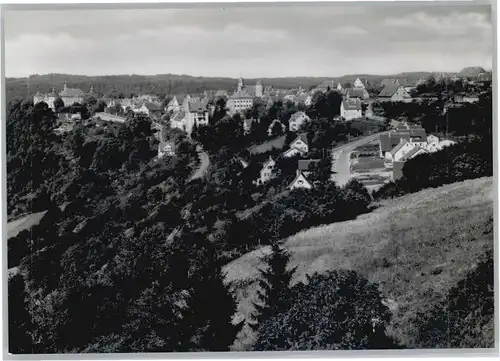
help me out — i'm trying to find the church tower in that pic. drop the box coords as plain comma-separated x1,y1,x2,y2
237,75,245,92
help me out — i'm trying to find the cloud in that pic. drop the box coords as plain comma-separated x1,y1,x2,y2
3,5,493,77
384,11,491,36
330,26,367,36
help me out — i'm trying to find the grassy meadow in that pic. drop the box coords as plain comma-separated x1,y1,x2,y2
224,177,494,350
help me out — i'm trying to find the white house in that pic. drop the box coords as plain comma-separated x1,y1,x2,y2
427,134,440,146
283,133,309,158
136,102,163,118
166,96,187,113
385,139,418,163
58,83,85,107
288,170,313,190
158,141,175,158
288,111,310,132
378,84,412,102
256,156,276,185
340,98,362,121
283,147,305,158
169,99,209,137
227,90,254,116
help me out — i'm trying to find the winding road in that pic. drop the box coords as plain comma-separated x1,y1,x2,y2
190,146,210,181
331,132,388,187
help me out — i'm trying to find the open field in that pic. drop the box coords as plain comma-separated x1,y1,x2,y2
248,135,286,154
224,177,494,350
7,211,48,239
350,153,390,191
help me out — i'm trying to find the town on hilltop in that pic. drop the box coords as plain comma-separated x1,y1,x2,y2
30,67,492,190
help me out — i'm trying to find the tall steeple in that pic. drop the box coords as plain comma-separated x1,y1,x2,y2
237,72,244,92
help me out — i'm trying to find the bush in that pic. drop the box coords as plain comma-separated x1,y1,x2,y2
253,270,399,350
412,249,493,348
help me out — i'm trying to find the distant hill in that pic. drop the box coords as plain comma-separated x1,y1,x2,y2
457,66,486,78
224,177,493,350
6,71,457,103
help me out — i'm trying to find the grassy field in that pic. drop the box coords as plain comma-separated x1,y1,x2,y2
224,177,494,350
7,211,48,239
248,136,286,154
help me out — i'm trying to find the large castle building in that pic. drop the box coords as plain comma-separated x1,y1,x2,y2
34,83,87,111
226,76,264,116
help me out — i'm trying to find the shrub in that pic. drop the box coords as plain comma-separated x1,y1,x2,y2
411,249,493,348
253,270,399,350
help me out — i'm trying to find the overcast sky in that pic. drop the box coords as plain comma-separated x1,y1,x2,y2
4,3,493,78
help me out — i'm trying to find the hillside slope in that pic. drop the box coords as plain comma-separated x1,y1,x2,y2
224,177,494,349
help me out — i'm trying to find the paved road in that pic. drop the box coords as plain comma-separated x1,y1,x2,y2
331,132,388,187
190,146,210,181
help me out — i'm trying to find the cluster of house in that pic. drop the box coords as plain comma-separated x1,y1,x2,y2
248,133,318,191
105,94,163,118
166,95,211,136
378,123,456,180
34,83,89,110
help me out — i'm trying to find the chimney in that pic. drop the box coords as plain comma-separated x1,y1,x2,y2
296,169,301,177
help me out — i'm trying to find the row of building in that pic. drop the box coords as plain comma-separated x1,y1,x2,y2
378,123,456,180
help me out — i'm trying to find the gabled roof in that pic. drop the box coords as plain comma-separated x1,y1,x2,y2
262,156,275,169
291,132,309,145
288,171,313,190
298,159,321,171
268,118,285,128
229,90,254,99
400,147,427,161
188,99,209,112
342,98,362,110
378,84,401,98
143,102,162,111
380,133,404,152
283,147,305,157
347,88,368,99
316,80,335,90
170,111,186,122
390,140,412,156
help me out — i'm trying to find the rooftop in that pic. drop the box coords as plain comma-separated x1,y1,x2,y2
342,98,362,110
378,84,401,97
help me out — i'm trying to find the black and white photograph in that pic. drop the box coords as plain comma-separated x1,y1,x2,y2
3,1,496,356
